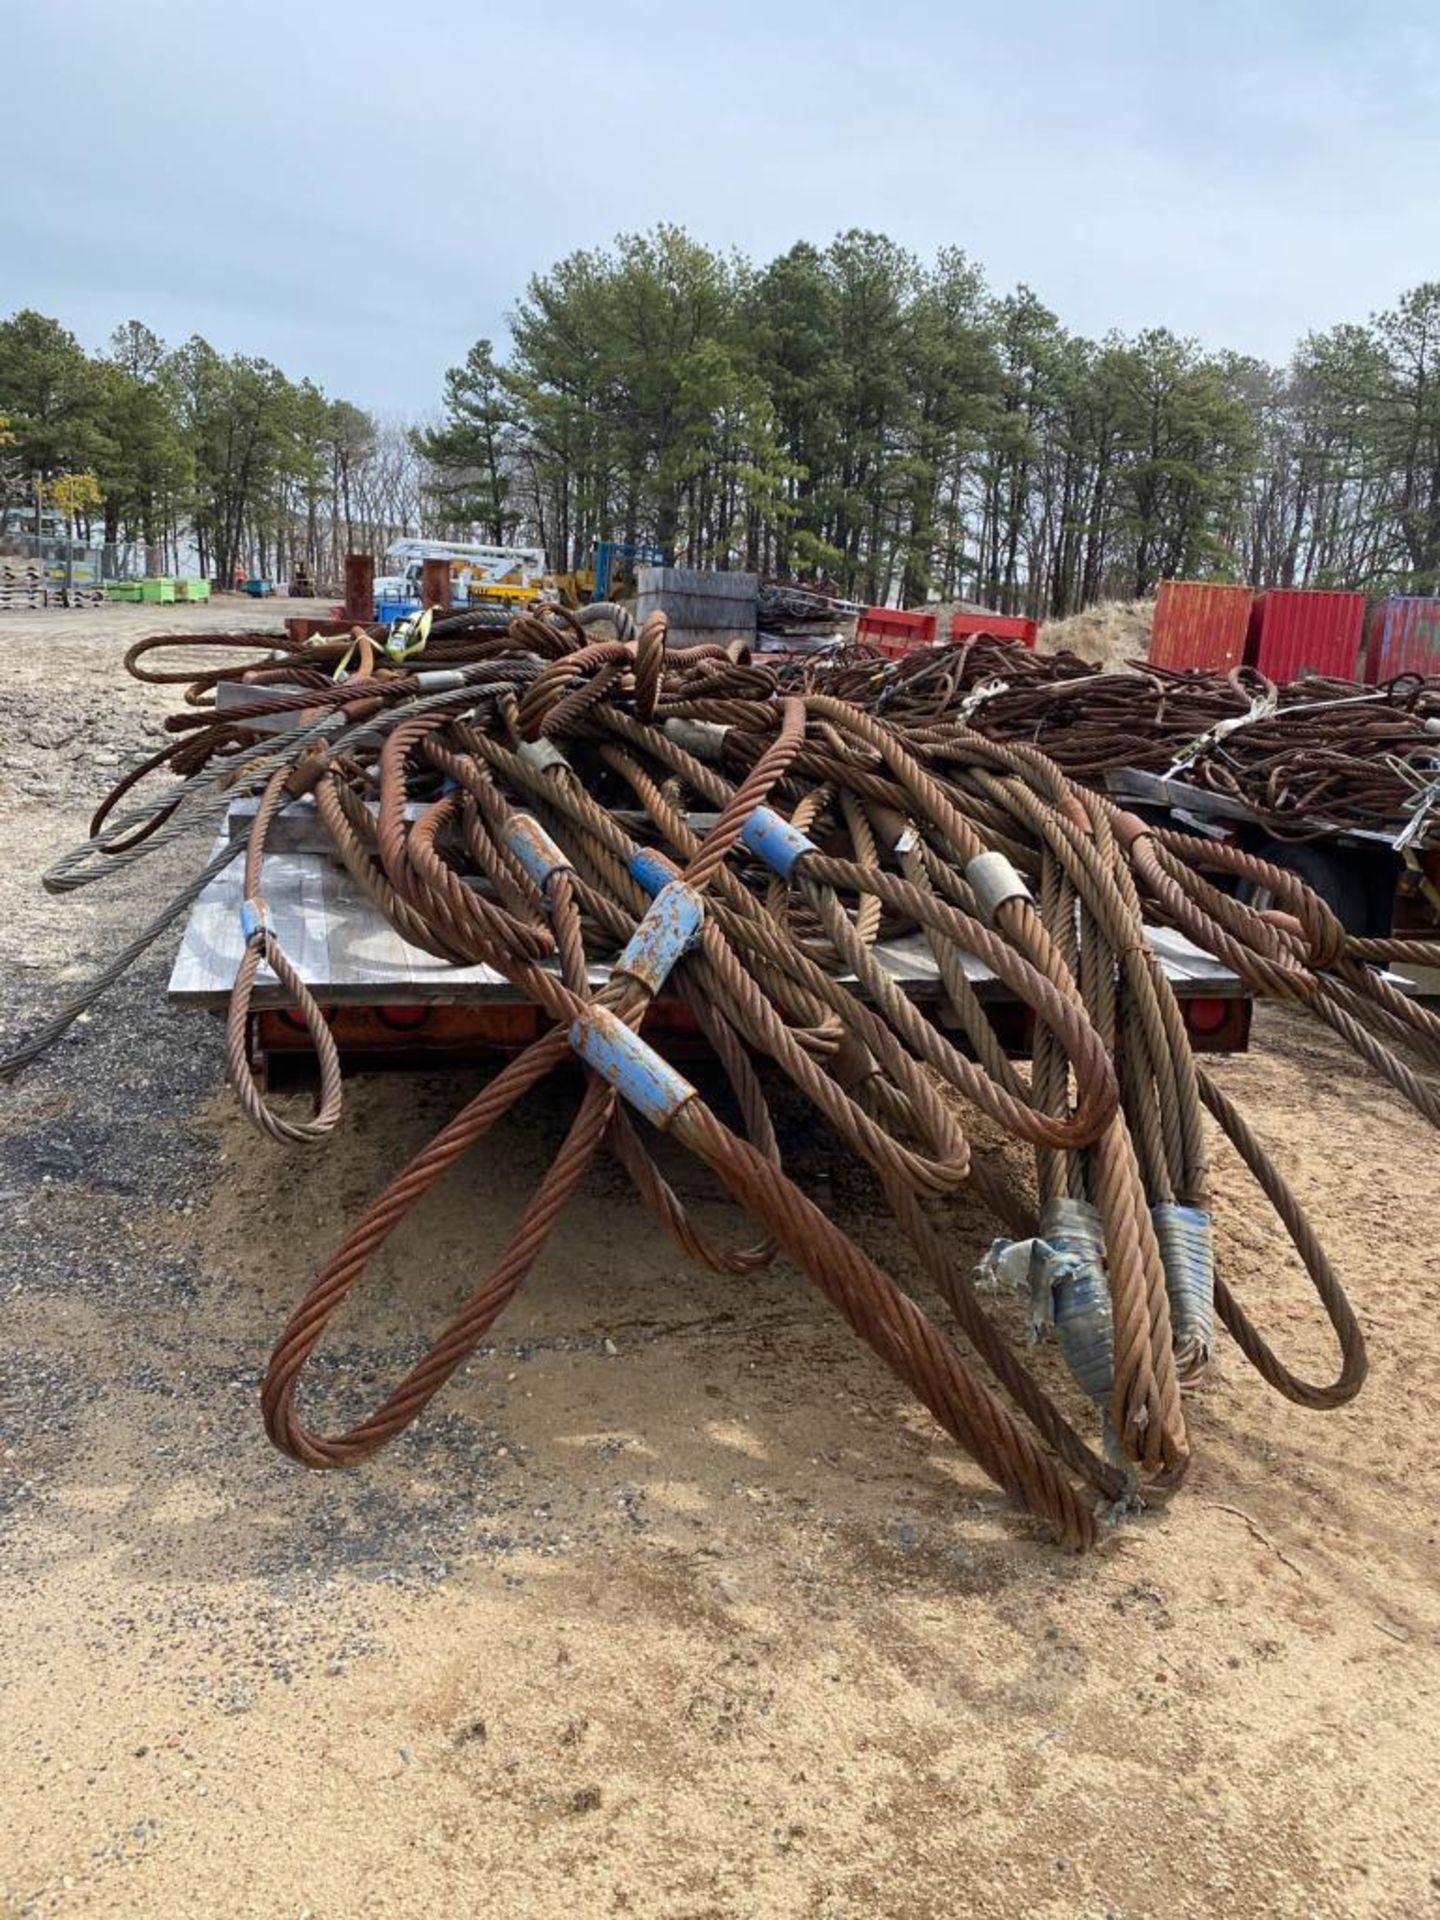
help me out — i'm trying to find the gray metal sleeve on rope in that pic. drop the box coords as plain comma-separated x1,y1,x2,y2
965,850,1033,924
518,737,572,774
664,718,730,762
1036,1197,1114,1403
1152,1202,1215,1365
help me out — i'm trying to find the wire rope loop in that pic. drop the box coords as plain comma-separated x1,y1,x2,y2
225,926,343,1147
632,611,668,722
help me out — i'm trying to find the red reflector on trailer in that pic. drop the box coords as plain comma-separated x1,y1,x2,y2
278,1004,335,1033
1185,997,1228,1034
376,1004,431,1032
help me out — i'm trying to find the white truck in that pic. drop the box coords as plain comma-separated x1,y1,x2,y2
373,539,547,609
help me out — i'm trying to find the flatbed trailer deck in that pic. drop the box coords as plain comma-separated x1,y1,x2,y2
1104,764,1440,977
169,800,1256,1082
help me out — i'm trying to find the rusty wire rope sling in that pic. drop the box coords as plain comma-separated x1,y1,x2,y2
0,662,544,1083
253,665,1128,1547
223,619,1372,1540
780,637,1440,1088
11,609,1416,1550
793,636,1440,848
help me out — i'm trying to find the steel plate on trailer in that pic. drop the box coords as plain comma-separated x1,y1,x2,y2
169,807,1247,1012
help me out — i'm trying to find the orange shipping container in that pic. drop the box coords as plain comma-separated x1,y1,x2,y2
1148,580,1255,673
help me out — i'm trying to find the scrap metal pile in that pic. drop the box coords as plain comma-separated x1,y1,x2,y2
7,603,1440,1550
780,634,1440,846
756,580,861,653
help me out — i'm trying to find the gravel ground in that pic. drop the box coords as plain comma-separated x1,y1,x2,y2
1,602,1438,1920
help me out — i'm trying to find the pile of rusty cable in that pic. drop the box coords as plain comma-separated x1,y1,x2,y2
781,636,1440,845
774,635,1440,1110
34,602,1440,1551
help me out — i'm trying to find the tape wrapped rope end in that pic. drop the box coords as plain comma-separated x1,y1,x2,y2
1152,1202,1216,1378
1037,1198,1114,1403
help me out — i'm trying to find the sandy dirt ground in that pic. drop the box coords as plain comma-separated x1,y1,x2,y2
0,602,1437,1919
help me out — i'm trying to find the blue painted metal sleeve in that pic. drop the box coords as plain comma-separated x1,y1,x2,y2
239,899,267,941
739,805,816,880
569,1006,697,1130
628,845,680,898
502,814,572,891
612,882,703,994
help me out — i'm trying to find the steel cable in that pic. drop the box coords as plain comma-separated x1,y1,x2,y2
19,607,1433,1551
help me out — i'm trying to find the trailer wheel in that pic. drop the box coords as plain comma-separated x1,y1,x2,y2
1243,839,1371,936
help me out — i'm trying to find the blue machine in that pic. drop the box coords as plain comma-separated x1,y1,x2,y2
592,541,670,603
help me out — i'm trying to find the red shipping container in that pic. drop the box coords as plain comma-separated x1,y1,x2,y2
949,611,1038,648
858,606,937,655
1247,589,1366,683
1364,596,1440,682
1148,580,1254,673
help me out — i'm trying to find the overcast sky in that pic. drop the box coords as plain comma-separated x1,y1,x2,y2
4,0,1437,419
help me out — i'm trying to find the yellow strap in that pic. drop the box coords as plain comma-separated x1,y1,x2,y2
385,606,434,662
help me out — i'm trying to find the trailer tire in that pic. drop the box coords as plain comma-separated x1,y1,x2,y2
1243,839,1371,936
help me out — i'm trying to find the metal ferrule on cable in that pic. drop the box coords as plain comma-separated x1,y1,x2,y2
567,879,704,1129
739,804,818,880
1152,1202,1216,1376
501,813,573,893
1035,1197,1115,1404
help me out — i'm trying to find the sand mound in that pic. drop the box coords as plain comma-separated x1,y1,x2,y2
1038,598,1154,670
